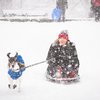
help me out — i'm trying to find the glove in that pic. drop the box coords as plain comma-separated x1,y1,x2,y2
47,58,56,65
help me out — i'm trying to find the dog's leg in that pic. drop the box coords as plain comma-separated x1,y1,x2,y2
8,76,13,89
13,80,17,89
18,77,21,92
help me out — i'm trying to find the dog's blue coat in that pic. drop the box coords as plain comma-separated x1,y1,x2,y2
8,55,25,80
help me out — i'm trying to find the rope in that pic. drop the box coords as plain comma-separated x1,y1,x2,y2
14,58,53,72
25,60,48,69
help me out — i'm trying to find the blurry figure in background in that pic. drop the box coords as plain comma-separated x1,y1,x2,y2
7,52,25,92
46,30,80,84
56,0,68,21
52,6,62,22
90,0,100,21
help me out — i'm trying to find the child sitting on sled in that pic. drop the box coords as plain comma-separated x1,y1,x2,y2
46,30,80,83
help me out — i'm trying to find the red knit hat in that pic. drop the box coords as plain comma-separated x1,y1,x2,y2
58,30,69,40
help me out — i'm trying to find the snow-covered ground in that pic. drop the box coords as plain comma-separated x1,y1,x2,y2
0,21,100,100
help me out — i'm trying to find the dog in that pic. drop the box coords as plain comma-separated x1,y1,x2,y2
7,52,25,92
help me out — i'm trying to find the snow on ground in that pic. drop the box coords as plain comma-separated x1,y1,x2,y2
0,21,100,100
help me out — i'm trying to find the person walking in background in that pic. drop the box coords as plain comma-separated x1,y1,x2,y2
56,0,68,21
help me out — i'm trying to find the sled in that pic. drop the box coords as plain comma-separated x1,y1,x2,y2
46,74,80,84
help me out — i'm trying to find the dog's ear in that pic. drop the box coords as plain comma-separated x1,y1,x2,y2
15,52,18,58
7,53,11,58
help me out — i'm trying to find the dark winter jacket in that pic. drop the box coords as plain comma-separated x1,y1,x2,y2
46,41,79,72
56,0,68,9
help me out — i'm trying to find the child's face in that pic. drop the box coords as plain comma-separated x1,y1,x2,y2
58,37,68,45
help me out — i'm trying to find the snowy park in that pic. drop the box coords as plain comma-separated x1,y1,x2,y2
0,21,100,100
0,0,100,100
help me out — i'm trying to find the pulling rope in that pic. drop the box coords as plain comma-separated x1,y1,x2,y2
8,59,52,80
12,58,53,72
25,60,48,69
19,58,53,71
